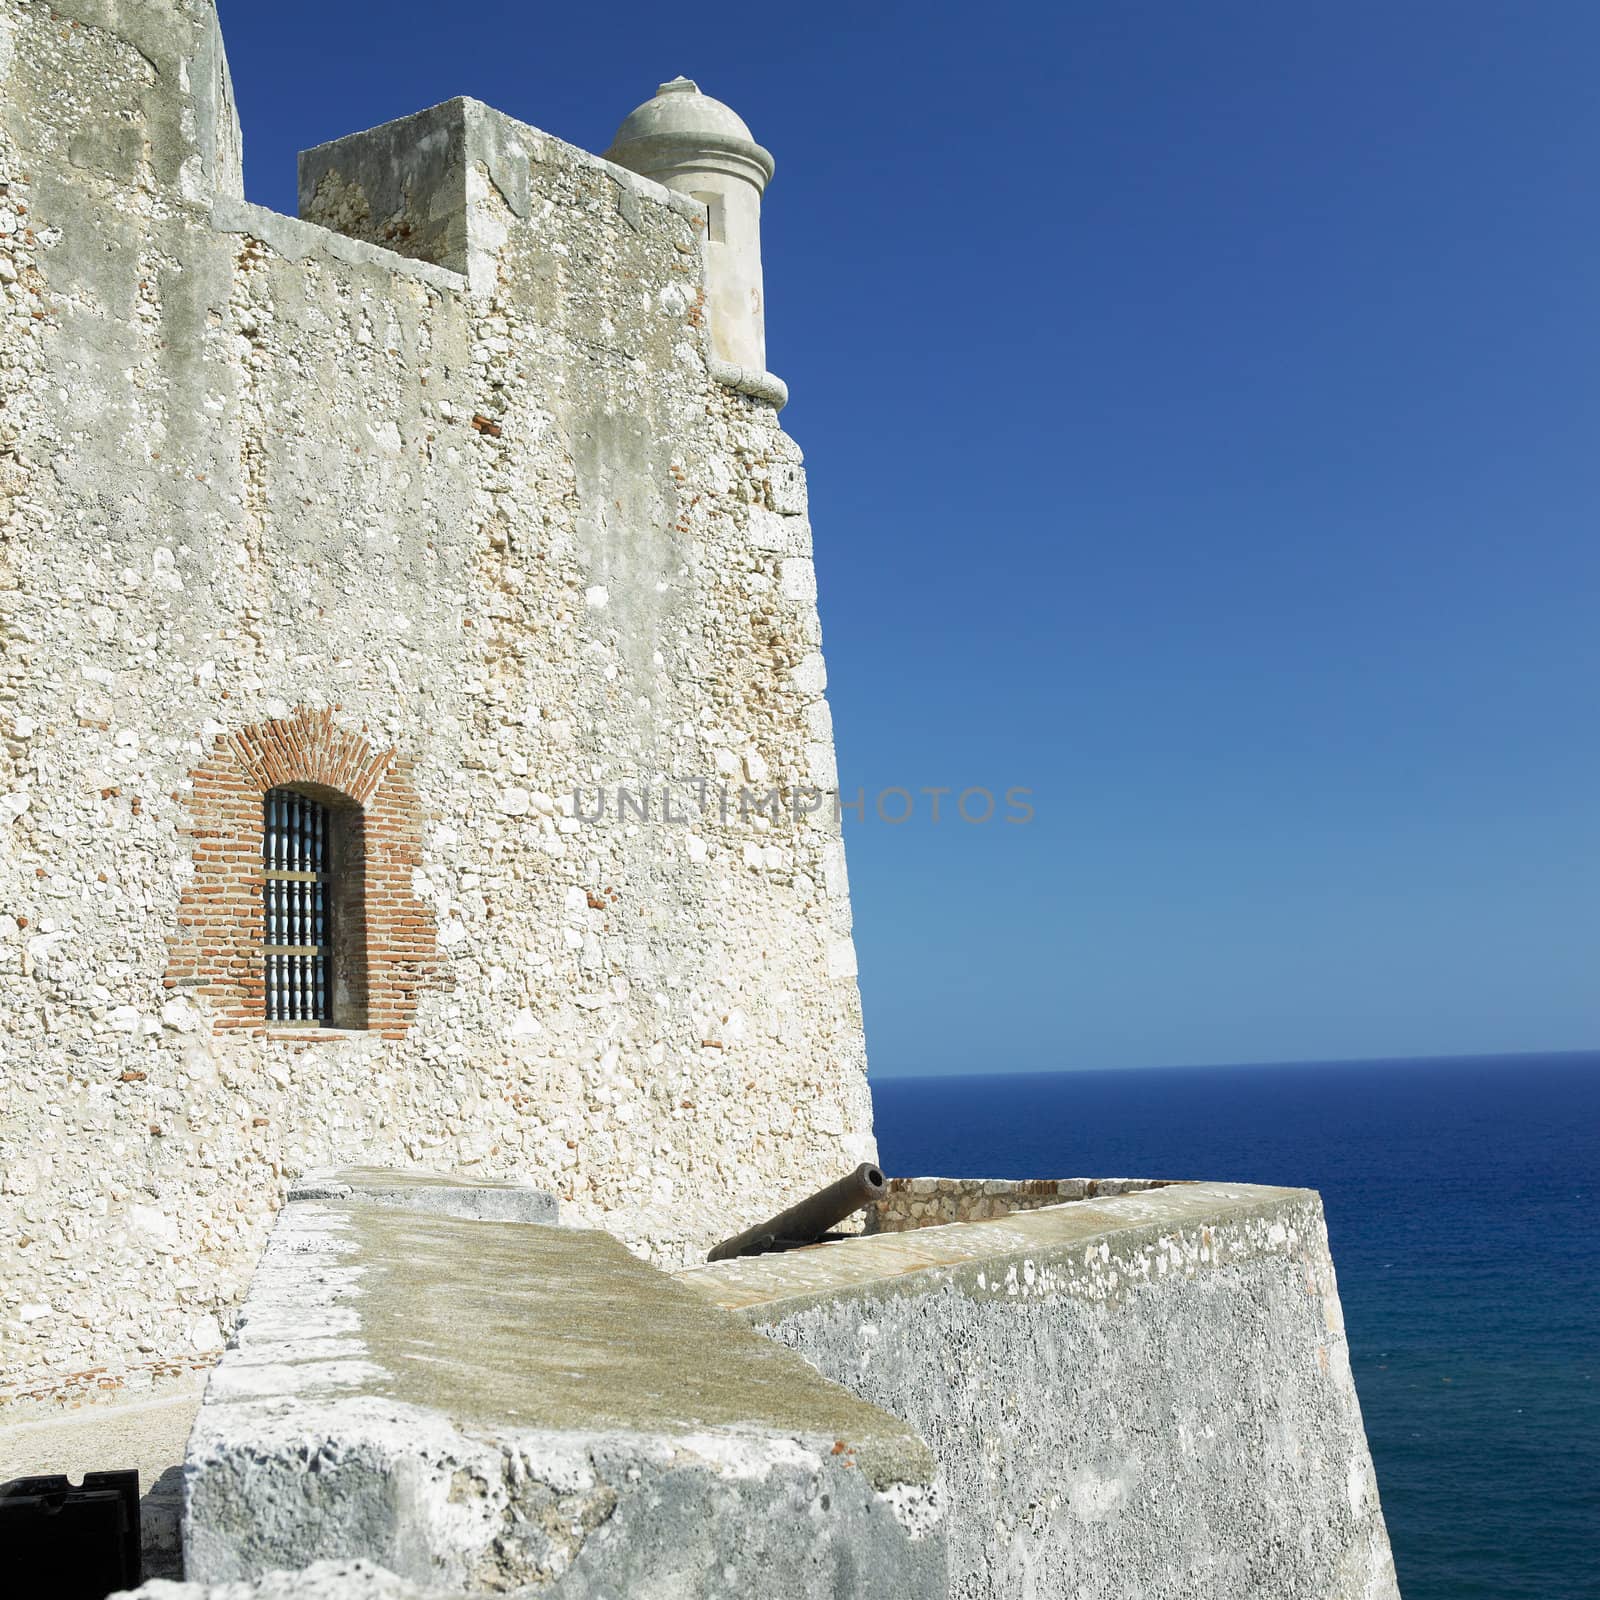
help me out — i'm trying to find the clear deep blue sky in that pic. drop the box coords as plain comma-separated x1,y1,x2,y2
219,1,1600,1075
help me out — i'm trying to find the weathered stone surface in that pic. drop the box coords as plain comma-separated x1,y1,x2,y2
286,1167,558,1225
0,0,870,1412
113,1558,466,1600
863,1174,1173,1232
684,1182,1400,1600
180,1197,944,1595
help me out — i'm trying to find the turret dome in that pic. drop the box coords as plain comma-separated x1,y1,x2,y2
605,78,774,188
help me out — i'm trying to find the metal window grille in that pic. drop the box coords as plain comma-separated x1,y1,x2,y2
263,789,331,1025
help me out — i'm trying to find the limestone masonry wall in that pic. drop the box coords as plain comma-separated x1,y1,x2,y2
0,0,872,1409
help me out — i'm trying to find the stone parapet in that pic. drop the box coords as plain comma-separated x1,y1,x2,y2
285,1166,559,1224
684,1181,1400,1600
864,1174,1174,1233
170,1185,944,1596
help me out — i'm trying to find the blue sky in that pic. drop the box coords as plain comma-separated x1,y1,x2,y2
219,1,1600,1074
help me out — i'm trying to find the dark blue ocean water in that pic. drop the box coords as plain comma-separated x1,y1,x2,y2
871,1053,1600,1600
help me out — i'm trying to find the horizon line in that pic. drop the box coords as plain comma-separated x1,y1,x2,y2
869,1045,1600,1083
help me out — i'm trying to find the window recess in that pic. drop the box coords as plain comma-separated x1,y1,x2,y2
263,788,332,1025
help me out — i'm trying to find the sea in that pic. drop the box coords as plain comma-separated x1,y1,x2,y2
870,1051,1600,1600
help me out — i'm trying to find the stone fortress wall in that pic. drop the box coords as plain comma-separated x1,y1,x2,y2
0,14,1404,1597
98,1172,1397,1600
0,0,873,1411
688,1183,1400,1600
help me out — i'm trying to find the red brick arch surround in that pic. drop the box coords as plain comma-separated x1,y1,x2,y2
166,707,439,1038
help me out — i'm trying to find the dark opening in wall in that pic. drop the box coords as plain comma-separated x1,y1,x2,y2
168,706,436,1038
262,786,368,1030
691,190,724,243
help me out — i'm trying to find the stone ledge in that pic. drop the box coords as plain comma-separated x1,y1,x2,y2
208,199,466,292
680,1179,1307,1314
182,1197,944,1595
285,1166,559,1226
680,1180,1400,1600
865,1174,1177,1233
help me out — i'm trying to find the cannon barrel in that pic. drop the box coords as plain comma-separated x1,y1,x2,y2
707,1163,888,1263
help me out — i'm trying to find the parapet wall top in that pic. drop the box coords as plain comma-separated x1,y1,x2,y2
606,78,775,374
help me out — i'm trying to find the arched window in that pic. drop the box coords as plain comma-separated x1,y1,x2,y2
170,710,427,1035
263,789,332,1024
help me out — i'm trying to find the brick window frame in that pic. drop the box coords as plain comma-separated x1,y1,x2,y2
167,708,438,1038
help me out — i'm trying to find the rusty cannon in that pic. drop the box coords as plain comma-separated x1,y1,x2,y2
707,1163,889,1262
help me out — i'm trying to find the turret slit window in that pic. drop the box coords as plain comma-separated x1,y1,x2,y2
263,789,332,1025
691,191,724,243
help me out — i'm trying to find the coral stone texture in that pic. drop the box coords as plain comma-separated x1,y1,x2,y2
685,1183,1402,1600
0,0,870,1411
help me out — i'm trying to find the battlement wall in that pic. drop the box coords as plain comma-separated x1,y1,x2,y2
170,1174,941,1595
863,1175,1175,1231
0,0,870,1410
685,1183,1401,1600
